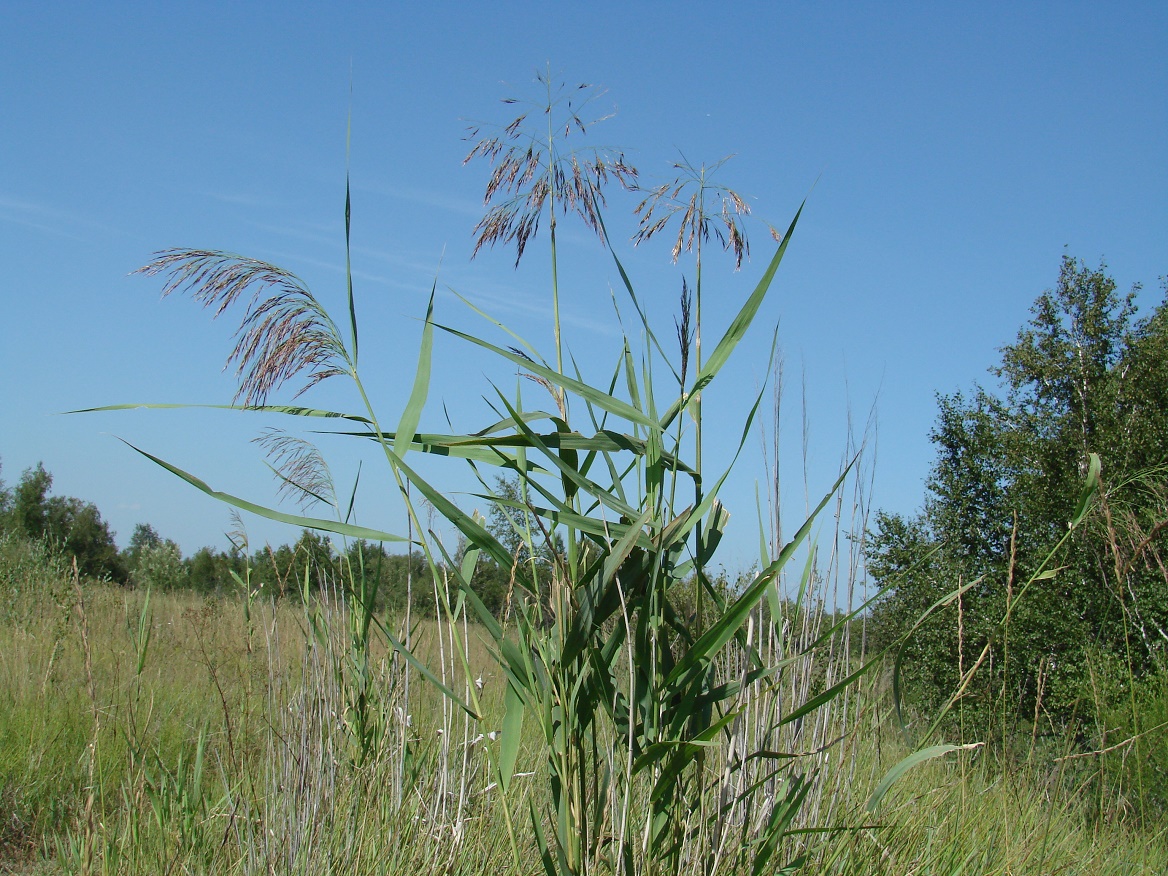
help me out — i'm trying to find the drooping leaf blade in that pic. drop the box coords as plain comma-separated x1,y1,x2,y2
866,744,981,813
434,323,656,429
71,402,371,423
118,439,406,543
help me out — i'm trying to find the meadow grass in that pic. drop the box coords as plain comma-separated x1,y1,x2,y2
2,536,1166,875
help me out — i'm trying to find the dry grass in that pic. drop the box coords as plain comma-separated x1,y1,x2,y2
2,561,1166,874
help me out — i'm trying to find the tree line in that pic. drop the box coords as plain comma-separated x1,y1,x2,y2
0,458,753,630
0,459,545,616
866,256,1168,732
0,462,476,612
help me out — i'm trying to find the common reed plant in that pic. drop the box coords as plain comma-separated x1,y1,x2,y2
90,106,898,873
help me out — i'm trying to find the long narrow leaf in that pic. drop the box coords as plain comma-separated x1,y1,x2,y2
492,391,639,520
344,94,358,363
367,611,479,718
499,679,524,792
866,744,982,813
434,323,657,429
448,286,549,367
395,286,435,458
660,203,803,431
119,439,406,543
596,210,680,382
666,460,852,692
72,402,370,423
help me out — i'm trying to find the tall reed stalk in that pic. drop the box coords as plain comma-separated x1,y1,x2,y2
633,156,752,633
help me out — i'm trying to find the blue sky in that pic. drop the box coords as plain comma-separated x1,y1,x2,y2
2,3,1165,574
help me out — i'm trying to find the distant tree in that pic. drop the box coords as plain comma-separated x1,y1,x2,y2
7,462,124,582
124,522,161,573
344,539,431,615
48,498,125,582
128,522,163,555
246,529,339,599
289,529,336,594
185,546,241,593
0,458,11,519
131,540,184,591
868,257,1168,725
12,463,53,539
124,523,184,590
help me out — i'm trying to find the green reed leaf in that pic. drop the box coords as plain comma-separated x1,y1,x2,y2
367,610,479,719
660,202,803,431
72,402,371,422
1071,450,1102,526
344,92,358,363
500,678,524,792
492,391,639,520
434,323,657,429
395,286,435,458
118,439,406,543
665,460,851,693
866,743,982,813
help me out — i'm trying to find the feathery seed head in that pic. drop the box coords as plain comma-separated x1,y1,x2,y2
463,67,637,267
253,428,337,511
137,249,348,406
632,155,752,271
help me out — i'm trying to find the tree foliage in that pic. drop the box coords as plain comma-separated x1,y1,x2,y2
869,257,1168,726
1,461,125,582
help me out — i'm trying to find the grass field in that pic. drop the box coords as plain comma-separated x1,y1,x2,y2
1,530,1165,875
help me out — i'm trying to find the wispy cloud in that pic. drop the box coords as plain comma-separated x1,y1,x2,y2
253,222,339,249
0,194,127,241
264,249,430,296
355,180,482,218
254,218,457,280
202,190,287,209
445,278,622,339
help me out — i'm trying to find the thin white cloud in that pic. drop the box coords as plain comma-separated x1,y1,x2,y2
253,222,338,249
0,194,127,240
252,221,443,273
355,180,482,218
264,249,429,296
446,280,622,339
202,190,287,209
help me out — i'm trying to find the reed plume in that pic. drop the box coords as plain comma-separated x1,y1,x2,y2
137,249,348,406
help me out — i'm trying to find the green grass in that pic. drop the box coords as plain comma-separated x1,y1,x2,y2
1,537,1166,875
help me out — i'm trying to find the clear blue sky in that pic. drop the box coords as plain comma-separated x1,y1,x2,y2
2,3,1165,574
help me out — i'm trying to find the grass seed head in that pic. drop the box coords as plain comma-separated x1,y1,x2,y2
463,67,637,267
253,428,337,511
137,249,348,405
632,155,752,270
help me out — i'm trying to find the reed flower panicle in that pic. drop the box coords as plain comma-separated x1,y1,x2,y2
463,66,638,266
252,428,337,512
633,154,751,270
137,249,348,406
